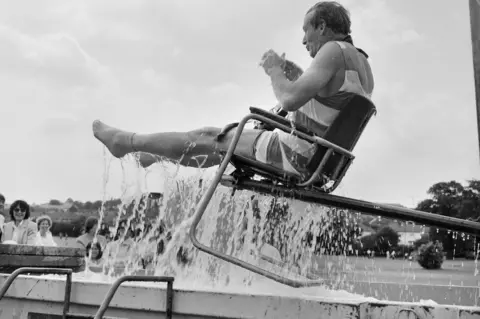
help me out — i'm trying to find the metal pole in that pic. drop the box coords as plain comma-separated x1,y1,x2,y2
222,177,480,236
469,0,480,160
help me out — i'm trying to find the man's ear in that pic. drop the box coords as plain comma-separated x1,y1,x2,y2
316,18,326,33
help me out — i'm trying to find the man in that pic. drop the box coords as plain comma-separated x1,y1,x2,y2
93,1,374,175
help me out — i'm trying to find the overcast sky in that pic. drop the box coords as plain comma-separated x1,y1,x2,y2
0,0,478,207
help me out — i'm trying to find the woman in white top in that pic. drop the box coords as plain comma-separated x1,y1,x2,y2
1,200,37,245
35,215,57,247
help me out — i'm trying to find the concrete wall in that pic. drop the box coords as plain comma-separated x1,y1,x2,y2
0,275,480,319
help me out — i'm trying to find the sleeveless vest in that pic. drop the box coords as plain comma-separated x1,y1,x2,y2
268,41,373,175
286,41,372,137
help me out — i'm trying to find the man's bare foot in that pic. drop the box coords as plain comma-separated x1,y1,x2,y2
138,152,161,168
92,120,134,158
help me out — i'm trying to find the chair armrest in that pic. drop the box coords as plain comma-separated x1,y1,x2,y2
249,107,314,137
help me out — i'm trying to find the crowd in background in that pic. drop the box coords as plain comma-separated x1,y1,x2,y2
0,195,55,247
0,193,174,273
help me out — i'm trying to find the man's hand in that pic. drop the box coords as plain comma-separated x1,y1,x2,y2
260,49,286,75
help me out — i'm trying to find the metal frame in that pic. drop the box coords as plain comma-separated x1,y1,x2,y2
0,268,72,319
190,108,480,288
469,0,480,159
222,176,480,236
190,112,340,288
94,275,174,319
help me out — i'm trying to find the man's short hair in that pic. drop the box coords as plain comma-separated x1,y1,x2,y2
307,1,351,35
0,193,5,203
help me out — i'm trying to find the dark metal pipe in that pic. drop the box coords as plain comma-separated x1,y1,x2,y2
222,176,480,237
470,0,480,159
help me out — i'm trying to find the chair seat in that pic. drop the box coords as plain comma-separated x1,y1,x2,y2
229,155,328,190
228,93,376,192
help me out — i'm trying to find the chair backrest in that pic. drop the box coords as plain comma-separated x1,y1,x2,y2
306,93,377,176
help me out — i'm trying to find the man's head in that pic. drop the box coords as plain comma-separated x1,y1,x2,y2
303,1,351,57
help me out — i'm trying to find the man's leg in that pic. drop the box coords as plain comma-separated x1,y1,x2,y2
92,120,263,168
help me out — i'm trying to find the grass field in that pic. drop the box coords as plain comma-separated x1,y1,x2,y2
53,235,479,287
307,255,480,286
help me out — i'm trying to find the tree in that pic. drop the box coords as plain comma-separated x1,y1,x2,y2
416,179,480,259
49,199,62,206
68,205,78,213
417,241,445,270
73,201,84,209
375,226,399,253
92,200,103,210
360,234,376,252
84,201,93,210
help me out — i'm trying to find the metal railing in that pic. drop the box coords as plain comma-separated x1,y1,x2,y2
0,268,72,319
94,275,174,319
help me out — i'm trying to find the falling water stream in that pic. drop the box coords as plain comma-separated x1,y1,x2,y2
38,153,479,306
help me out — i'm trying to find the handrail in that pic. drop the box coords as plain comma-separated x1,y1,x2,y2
94,275,174,319
0,267,72,319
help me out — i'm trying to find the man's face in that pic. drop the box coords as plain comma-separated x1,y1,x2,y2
302,11,325,58
0,201,4,215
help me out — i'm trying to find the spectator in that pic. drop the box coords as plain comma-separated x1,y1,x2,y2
97,222,111,240
76,217,107,250
1,200,37,245
85,241,105,272
0,193,5,241
105,225,134,260
35,215,57,247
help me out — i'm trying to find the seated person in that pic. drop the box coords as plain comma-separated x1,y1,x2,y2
104,226,135,262
76,217,107,250
35,215,57,247
92,1,374,176
1,200,37,245
85,241,105,273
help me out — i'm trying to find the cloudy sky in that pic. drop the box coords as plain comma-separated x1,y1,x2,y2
0,0,478,207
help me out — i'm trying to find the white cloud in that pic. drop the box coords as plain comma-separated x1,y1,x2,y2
0,25,114,90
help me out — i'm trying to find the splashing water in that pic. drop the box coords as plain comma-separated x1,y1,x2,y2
65,152,377,301
41,152,479,306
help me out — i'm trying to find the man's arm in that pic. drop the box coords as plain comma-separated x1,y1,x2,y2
269,42,343,112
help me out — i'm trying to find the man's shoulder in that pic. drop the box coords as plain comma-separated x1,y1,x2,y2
312,42,344,67
318,41,344,57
